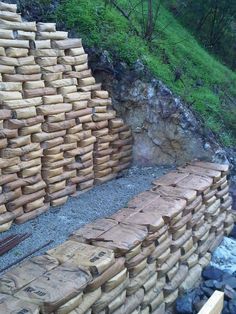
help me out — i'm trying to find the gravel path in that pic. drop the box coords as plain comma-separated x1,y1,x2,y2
0,165,173,272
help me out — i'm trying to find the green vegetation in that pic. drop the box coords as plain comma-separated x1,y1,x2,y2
56,0,236,146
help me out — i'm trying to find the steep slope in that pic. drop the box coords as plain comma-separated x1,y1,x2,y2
56,0,236,147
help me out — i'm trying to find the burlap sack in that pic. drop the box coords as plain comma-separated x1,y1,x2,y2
102,269,127,292
15,263,92,313
92,278,129,313
0,293,40,314
147,237,171,264
68,288,101,314
47,240,115,276
0,255,59,294
6,47,28,57
0,211,16,225
7,189,46,211
86,258,125,292
170,213,192,232
144,226,168,246
24,197,45,212
0,188,22,206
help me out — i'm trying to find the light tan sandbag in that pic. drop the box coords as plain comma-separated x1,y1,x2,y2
21,164,42,178
55,293,83,314
0,81,22,91
58,55,87,65
179,264,202,293
142,273,159,293
23,87,56,98
17,30,35,40
42,64,72,73
24,197,45,212
6,189,45,211
157,250,181,275
47,240,115,276
92,278,129,313
0,255,59,294
186,253,199,268
37,22,56,32
0,293,40,314
15,263,92,314
36,56,58,66
31,49,64,58
52,38,82,50
47,77,77,88
32,130,66,142
152,303,165,314
79,179,94,190
42,119,75,132
15,204,49,224
147,237,171,263
3,73,41,82
166,263,179,282
5,47,28,58
47,113,65,123
129,259,147,278
0,38,29,48
37,31,68,40
197,232,215,256
68,288,101,314
58,85,77,95
180,243,198,263
42,70,62,82
112,289,144,314
198,252,211,268
141,282,164,309
0,211,16,225
127,264,156,296
0,204,6,214
85,258,125,292
19,123,42,136
102,269,128,292
8,135,31,148
51,196,68,207
0,220,12,232
37,103,72,116
149,292,164,312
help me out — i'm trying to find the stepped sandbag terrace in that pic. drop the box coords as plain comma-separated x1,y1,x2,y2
0,161,234,314
0,1,132,232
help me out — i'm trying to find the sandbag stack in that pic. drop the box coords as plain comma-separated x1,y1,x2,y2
0,1,132,230
0,2,48,226
0,161,233,313
109,118,133,175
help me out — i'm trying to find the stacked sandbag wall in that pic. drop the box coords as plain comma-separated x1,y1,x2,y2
0,1,132,231
0,161,234,314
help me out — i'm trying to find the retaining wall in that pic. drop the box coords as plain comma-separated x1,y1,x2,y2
0,1,132,232
0,161,234,313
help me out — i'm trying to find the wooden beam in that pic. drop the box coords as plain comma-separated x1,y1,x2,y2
198,291,224,314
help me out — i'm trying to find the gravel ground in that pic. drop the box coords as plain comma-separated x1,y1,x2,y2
0,165,173,273
211,236,236,274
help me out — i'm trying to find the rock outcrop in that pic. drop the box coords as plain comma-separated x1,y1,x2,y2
88,50,228,166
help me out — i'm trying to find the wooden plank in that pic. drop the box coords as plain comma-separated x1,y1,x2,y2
198,291,224,314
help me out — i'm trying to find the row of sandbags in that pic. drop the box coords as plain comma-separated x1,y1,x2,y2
0,1,132,231
0,161,234,313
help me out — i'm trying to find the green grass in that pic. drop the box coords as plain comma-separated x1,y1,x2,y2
56,0,236,146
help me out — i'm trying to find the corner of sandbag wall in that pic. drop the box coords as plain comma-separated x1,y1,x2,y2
0,1,133,232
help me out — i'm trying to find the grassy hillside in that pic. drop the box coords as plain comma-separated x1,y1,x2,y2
56,0,236,146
